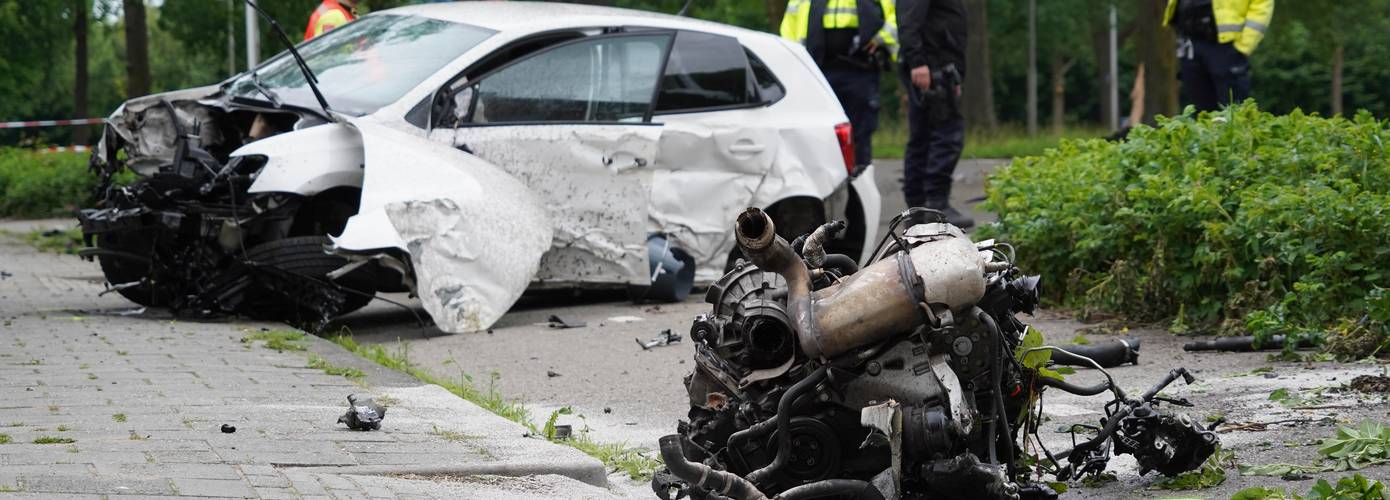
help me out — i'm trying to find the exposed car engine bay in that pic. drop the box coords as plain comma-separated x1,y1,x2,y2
653,207,1219,499
78,91,397,329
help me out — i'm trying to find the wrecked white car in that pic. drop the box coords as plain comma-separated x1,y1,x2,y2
79,2,881,332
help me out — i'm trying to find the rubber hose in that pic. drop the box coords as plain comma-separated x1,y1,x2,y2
775,479,884,500
659,435,769,500
1038,376,1110,396
975,307,1014,471
821,253,860,276
1050,339,1140,367
745,366,829,486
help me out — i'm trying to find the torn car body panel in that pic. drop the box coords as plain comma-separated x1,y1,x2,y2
94,85,226,174
437,124,659,286
341,120,553,332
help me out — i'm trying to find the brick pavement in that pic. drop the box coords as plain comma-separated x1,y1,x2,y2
0,224,620,499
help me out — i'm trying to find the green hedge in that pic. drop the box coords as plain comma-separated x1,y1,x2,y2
0,148,96,218
983,103,1390,356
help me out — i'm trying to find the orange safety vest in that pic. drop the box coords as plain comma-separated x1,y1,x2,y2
304,0,355,41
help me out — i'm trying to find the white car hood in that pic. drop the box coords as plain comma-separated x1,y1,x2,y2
336,120,553,333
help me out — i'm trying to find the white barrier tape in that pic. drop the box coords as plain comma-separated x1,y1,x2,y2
0,118,104,129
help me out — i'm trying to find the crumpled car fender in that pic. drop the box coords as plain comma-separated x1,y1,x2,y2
335,120,554,333
234,123,365,196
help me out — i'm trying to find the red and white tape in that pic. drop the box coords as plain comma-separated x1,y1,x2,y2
37,145,91,154
0,118,104,129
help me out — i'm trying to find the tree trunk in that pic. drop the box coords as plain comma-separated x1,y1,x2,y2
1026,0,1037,136
1330,43,1344,116
962,0,997,132
122,0,150,98
1050,53,1075,135
73,0,90,145
1136,0,1177,124
765,0,787,32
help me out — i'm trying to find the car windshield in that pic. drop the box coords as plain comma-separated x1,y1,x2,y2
230,14,494,116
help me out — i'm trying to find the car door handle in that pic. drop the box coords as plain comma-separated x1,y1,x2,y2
728,141,765,155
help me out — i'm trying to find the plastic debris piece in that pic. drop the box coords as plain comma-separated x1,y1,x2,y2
546,315,587,329
607,315,644,324
547,370,561,378
637,329,683,350
337,394,386,431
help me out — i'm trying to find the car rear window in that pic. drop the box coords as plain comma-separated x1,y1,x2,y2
655,31,756,113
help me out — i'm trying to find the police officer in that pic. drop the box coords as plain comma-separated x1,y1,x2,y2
896,0,971,228
781,0,898,170
1165,0,1274,112
304,0,357,41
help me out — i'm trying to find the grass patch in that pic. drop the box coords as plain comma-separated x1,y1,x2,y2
128,431,145,441
0,434,10,444
56,425,69,432
241,329,306,352
10,227,84,255
327,332,661,480
307,355,365,380
32,436,75,444
111,413,126,423
872,124,1108,160
429,425,479,442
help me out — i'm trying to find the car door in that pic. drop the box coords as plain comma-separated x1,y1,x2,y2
645,31,787,281
426,32,672,286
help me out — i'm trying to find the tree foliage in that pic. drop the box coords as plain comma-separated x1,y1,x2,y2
2,0,1390,148
983,103,1390,355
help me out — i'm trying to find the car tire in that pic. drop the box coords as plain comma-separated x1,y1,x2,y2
93,230,162,307
244,236,376,317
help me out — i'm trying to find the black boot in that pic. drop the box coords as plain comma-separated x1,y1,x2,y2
923,197,975,229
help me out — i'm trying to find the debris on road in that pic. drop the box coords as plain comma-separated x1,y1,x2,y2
1183,335,1316,352
607,315,644,324
547,370,561,378
546,314,587,329
220,424,236,434
1051,338,1141,367
636,329,681,350
337,394,386,431
1349,374,1390,394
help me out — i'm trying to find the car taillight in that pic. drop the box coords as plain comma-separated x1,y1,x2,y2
834,122,855,175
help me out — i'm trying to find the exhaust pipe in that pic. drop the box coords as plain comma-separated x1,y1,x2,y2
734,208,823,357
735,208,985,359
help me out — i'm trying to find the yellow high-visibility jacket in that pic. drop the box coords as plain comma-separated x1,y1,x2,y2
780,0,899,61
1163,0,1274,55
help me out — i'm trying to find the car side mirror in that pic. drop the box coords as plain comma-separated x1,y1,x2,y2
451,86,476,124
432,80,475,128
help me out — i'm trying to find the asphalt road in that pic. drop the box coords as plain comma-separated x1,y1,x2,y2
324,157,1389,497
336,158,1002,447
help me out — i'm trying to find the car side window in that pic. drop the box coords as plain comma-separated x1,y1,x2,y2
655,31,754,113
745,49,785,104
460,33,671,124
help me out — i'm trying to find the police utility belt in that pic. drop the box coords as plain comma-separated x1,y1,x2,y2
1174,0,1218,42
